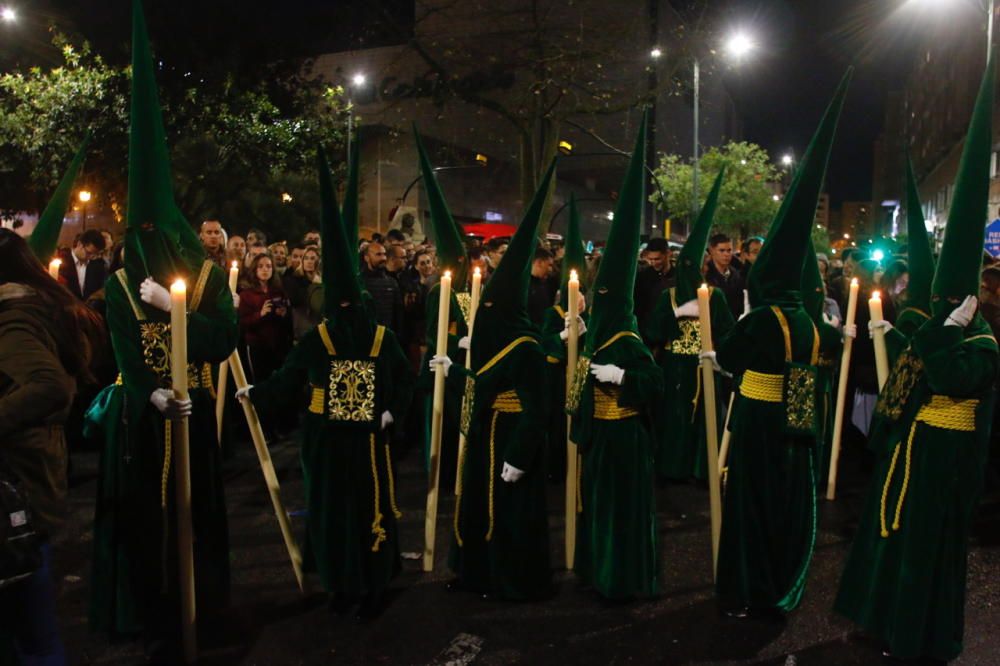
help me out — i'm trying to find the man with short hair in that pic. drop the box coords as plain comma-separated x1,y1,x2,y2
633,237,674,337
287,243,305,273
527,246,556,324
243,241,267,271
302,229,321,248
269,242,289,275
59,229,107,301
246,228,267,247
385,243,407,278
705,232,744,319
226,235,246,264
361,241,402,330
385,228,406,247
737,236,762,271
200,219,227,267
485,237,508,274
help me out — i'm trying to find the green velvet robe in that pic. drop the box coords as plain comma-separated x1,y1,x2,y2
540,304,589,479
450,339,551,599
88,263,237,637
570,334,664,599
420,284,470,490
250,321,414,599
643,288,734,480
715,304,838,611
834,315,998,661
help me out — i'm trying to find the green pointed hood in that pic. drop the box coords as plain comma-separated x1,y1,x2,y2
341,137,361,253
558,193,587,309
801,238,826,323
414,127,468,288
903,157,935,313
472,159,556,368
585,112,647,356
28,133,91,262
675,168,725,303
123,0,205,287
931,54,994,314
748,69,852,307
317,147,363,313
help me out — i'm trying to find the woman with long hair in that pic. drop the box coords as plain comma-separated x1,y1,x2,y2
282,245,321,340
238,253,292,384
0,228,104,665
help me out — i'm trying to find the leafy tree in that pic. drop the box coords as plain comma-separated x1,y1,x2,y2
0,34,349,242
812,222,832,256
650,141,781,240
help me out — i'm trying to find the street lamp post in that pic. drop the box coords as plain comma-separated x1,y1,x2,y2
347,73,367,170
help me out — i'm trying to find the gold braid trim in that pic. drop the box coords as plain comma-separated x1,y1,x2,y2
554,305,566,319
491,390,523,412
879,395,979,537
740,371,784,402
595,330,642,353
593,385,639,420
317,322,336,355
690,364,702,422
384,444,402,519
485,410,499,542
308,386,324,414
477,336,537,376
116,270,146,321
369,433,387,552
187,260,213,313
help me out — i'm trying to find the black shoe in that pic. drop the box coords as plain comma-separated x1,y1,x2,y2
356,591,385,622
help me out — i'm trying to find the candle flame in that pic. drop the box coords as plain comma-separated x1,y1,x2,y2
700,282,708,290
570,269,578,281
171,278,187,293
50,258,61,267
872,290,881,300
443,270,452,279
231,261,238,269
850,277,859,286
473,266,481,276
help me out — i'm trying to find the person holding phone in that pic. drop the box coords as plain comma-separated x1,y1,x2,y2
238,253,292,385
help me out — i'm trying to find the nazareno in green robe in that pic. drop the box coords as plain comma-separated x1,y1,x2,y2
449,337,551,599
87,261,237,637
250,320,414,599
643,287,734,481
834,315,998,661
420,284,470,491
540,303,589,480
569,332,664,599
715,303,838,612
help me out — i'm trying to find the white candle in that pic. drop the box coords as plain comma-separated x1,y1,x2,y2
869,289,890,390
435,271,452,358
469,267,482,331
697,283,712,351
228,261,239,295
170,279,189,399
48,258,61,280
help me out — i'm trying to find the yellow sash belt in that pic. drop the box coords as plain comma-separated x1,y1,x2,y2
739,370,784,403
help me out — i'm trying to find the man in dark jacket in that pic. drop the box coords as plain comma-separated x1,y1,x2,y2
704,232,745,320
361,241,403,331
633,237,674,338
59,229,107,302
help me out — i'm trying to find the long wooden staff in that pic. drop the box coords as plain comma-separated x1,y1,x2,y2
564,270,581,570
697,284,723,578
215,361,229,445
230,352,304,591
454,268,482,495
169,279,197,663
826,277,859,500
717,393,735,474
424,270,452,572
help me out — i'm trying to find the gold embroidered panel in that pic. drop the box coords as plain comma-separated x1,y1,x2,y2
565,356,591,413
784,364,817,434
455,292,472,325
460,375,475,435
875,349,924,422
670,320,702,355
327,360,377,422
139,322,204,389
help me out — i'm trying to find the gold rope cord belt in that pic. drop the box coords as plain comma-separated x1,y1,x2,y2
739,371,784,402
454,390,523,547
879,395,978,537
368,433,403,552
593,384,639,420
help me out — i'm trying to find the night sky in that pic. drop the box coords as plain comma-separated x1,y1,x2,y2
4,0,948,208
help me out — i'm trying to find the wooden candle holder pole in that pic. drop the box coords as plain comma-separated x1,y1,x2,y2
424,271,452,572
697,284,723,578
827,278,859,501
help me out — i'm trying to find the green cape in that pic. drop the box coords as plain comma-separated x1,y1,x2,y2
414,127,469,288
28,133,91,261
674,168,725,304
558,193,587,309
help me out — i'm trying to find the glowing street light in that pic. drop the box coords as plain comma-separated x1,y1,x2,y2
351,73,367,87
1,7,16,22
78,190,92,203
725,32,756,60
782,154,794,166
650,47,663,59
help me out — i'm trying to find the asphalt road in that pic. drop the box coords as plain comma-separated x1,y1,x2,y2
54,431,1000,665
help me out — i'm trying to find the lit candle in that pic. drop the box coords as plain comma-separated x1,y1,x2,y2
170,279,189,399
424,269,452,572
436,271,452,359
869,290,890,390
48,258,61,280
696,282,722,576
468,266,482,331
228,261,239,294
564,267,581,571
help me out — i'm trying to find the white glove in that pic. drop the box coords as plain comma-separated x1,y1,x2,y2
429,354,453,377
740,290,751,320
673,299,700,319
150,388,192,420
380,410,394,430
945,295,978,328
139,278,172,312
235,385,253,402
590,363,625,385
868,319,893,338
458,336,471,350
844,324,857,340
559,315,587,340
699,350,722,373
822,312,841,328
500,462,525,483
